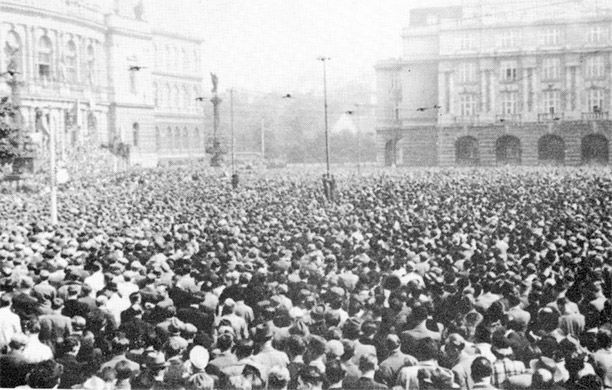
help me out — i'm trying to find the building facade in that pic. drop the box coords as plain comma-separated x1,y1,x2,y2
0,0,206,167
376,0,612,166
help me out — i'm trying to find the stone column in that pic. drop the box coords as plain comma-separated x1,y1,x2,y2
31,27,37,81
438,71,447,121
481,69,487,113
0,28,4,73
448,72,455,115
490,69,497,116
523,68,529,116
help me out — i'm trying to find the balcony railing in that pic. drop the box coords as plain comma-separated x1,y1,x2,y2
496,114,522,124
454,115,479,125
537,112,564,122
581,111,609,121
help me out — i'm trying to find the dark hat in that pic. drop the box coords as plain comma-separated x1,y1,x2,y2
51,298,64,310
147,351,169,369
252,323,273,343
67,284,79,295
386,334,401,350
491,331,513,356
298,366,325,383
361,320,378,335
311,305,326,321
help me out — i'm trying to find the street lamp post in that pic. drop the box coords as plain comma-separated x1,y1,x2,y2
346,105,362,175
195,96,210,160
317,57,331,176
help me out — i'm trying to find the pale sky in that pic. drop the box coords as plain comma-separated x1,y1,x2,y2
149,0,462,94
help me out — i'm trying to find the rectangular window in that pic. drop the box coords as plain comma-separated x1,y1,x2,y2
458,63,476,83
426,14,439,25
570,67,577,111
500,61,518,82
543,90,561,114
542,58,561,81
498,30,519,48
66,58,77,83
130,71,137,94
445,72,451,113
541,28,560,46
459,94,476,116
485,71,491,112
588,26,606,44
38,64,50,78
587,89,605,112
460,34,475,51
500,92,518,114
527,69,534,112
38,52,51,78
585,56,605,79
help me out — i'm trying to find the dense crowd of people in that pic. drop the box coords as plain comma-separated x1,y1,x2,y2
0,165,610,390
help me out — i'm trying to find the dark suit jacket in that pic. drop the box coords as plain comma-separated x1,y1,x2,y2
350,376,389,390
0,351,31,387
62,298,90,318
57,354,86,389
12,292,41,318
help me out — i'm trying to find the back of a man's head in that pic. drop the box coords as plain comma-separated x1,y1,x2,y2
115,360,133,381
26,360,63,388
298,366,324,389
286,335,306,357
235,339,254,360
412,305,429,323
471,356,492,382
267,366,290,390
414,337,440,362
217,333,234,352
358,353,377,374
325,359,346,385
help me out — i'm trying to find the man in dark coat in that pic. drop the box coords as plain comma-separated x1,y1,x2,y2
0,334,31,388
57,336,86,389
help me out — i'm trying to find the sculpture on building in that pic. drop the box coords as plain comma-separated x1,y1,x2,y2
134,0,145,20
5,47,19,74
210,73,219,94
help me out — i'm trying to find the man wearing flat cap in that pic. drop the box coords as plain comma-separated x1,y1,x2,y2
0,333,30,387
297,366,325,390
376,334,418,387
252,323,289,373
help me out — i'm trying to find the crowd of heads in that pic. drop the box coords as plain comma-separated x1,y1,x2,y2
0,165,610,390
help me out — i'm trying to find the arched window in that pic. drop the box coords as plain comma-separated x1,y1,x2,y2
4,31,22,73
173,86,180,109
165,45,171,69
153,82,159,106
181,48,187,73
65,40,77,83
155,127,160,151
163,84,170,108
193,49,199,73
153,43,159,69
183,127,189,149
37,36,53,79
132,122,139,147
86,45,95,85
166,127,173,150
174,127,181,150
173,47,179,69
193,127,200,149
193,86,199,110
183,86,190,109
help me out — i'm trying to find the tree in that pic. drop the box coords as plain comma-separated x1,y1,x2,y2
0,96,24,164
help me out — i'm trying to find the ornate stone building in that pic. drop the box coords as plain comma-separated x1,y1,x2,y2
376,0,612,166
0,0,205,167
